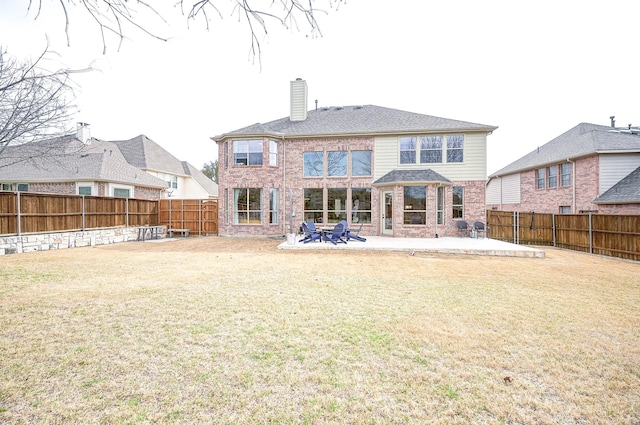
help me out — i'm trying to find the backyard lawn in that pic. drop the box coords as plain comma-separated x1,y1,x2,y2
1,236,639,424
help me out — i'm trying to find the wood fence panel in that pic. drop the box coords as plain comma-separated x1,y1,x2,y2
592,215,640,261
159,199,218,236
555,215,590,253
517,212,554,246
0,192,160,236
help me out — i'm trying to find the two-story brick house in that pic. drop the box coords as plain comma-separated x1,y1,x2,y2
486,121,640,214
213,79,497,238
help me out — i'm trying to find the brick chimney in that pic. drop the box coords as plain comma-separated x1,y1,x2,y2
290,78,308,122
76,122,91,144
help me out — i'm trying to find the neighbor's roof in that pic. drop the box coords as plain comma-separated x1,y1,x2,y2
109,135,187,175
182,161,219,196
593,165,640,204
489,123,640,177
213,105,497,141
0,137,167,188
373,169,452,186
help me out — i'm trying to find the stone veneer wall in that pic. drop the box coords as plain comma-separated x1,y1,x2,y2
0,227,165,255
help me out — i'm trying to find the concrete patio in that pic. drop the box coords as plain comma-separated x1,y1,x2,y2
278,235,545,258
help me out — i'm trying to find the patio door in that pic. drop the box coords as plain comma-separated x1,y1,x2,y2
382,191,393,235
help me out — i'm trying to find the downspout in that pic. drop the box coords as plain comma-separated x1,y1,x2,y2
434,184,439,238
567,159,576,213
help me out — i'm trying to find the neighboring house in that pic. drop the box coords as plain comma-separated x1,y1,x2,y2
0,125,218,200
110,135,218,199
486,121,640,215
213,79,497,238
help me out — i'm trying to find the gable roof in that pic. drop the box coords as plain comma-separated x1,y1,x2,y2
0,137,167,187
373,169,452,186
213,105,497,141
593,165,640,204
182,161,219,196
109,135,187,175
490,123,640,177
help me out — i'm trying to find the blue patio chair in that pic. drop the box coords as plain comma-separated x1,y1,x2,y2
345,222,366,242
339,220,349,238
324,222,347,245
456,220,470,237
473,221,487,238
299,221,322,243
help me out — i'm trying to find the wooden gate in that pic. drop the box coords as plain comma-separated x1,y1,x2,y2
159,199,218,236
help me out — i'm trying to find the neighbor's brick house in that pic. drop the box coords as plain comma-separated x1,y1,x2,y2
213,79,497,238
487,121,640,215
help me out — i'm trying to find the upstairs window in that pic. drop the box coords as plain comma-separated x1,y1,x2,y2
351,150,372,176
304,152,324,177
536,168,545,189
561,163,571,186
234,140,263,166
327,151,347,177
269,140,278,166
547,166,557,188
420,136,443,163
446,135,464,163
399,137,417,164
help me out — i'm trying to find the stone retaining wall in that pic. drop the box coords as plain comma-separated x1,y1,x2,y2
0,227,166,255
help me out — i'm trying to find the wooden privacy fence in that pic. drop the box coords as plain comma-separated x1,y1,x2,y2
0,192,158,236
158,199,218,236
487,210,640,261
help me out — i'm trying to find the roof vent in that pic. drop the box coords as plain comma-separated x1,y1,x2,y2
335,106,343,111
354,105,363,110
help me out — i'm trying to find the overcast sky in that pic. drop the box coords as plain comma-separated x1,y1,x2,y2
1,1,639,173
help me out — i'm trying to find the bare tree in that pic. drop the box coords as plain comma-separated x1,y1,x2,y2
201,160,218,183
0,46,80,167
25,0,345,59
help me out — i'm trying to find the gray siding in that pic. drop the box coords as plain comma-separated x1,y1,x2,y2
599,153,640,195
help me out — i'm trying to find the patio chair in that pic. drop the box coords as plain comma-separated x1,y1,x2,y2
324,222,347,245
473,221,487,238
299,221,322,244
339,220,349,238
456,220,470,237
345,222,366,242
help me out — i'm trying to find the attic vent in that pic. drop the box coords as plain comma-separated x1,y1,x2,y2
320,107,330,112
354,105,363,110
335,106,344,110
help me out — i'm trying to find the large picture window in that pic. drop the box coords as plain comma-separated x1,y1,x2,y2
351,188,371,224
303,188,323,222
234,140,263,166
452,186,464,219
328,188,347,223
327,151,347,176
351,150,372,176
420,136,443,163
303,152,324,177
404,186,426,225
234,188,262,224
446,135,464,163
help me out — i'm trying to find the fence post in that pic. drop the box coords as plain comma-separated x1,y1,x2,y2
552,213,556,247
513,211,518,244
16,192,22,236
589,213,593,254
82,195,86,231
126,198,129,228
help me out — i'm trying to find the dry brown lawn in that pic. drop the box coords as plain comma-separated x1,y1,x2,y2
1,236,639,424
